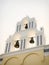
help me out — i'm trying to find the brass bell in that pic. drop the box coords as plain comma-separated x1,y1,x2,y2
30,37,34,43
25,24,28,29
14,40,19,48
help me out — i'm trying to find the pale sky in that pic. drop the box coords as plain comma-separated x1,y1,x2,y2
0,0,49,55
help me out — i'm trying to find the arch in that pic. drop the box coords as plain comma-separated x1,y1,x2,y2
21,53,45,65
4,57,18,65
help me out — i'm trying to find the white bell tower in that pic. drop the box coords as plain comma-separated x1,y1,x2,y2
5,16,45,53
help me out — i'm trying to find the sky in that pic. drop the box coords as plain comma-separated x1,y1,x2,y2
0,0,49,55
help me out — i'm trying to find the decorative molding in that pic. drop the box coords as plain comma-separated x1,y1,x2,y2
0,45,44,58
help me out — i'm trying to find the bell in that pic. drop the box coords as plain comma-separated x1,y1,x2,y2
25,24,28,29
14,40,19,48
30,37,34,43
